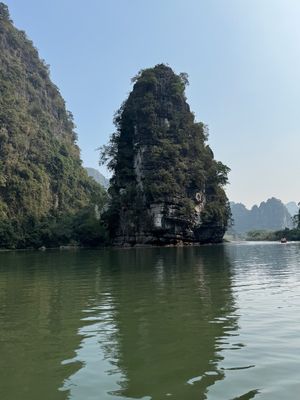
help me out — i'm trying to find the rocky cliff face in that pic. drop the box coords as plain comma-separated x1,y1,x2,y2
102,64,230,245
0,3,104,247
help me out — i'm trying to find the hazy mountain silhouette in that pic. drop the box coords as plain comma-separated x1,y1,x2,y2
85,168,109,189
285,201,299,218
230,197,293,234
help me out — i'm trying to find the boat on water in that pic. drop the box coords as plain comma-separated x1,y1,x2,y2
280,237,287,243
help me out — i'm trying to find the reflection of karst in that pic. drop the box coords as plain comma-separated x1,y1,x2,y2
0,247,238,400
100,247,238,400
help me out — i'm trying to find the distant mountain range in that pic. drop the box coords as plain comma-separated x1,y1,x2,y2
285,201,299,217
86,168,109,189
230,198,298,234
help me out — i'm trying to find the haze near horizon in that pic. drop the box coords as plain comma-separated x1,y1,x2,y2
4,0,300,207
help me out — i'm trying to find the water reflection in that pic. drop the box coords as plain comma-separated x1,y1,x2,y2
2,243,300,399
207,243,300,400
0,251,90,400
0,246,245,400
61,246,239,400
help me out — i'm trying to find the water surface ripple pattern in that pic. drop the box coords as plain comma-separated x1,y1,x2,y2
0,243,300,399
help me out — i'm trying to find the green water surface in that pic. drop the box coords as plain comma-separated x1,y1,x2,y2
1,243,300,400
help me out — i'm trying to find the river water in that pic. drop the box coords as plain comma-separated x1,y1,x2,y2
0,242,300,400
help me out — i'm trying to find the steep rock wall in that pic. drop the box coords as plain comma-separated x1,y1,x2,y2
102,64,230,245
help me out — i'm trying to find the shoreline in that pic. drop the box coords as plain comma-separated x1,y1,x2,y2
2,239,300,253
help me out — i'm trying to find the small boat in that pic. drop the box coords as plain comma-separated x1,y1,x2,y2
280,237,287,243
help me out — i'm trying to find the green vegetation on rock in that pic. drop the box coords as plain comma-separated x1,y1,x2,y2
0,3,107,248
101,64,230,245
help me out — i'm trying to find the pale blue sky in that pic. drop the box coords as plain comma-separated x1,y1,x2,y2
4,0,300,206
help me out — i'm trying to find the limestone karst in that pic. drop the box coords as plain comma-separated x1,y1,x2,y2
101,64,230,245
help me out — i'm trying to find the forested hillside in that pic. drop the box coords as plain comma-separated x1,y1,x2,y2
0,3,106,248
